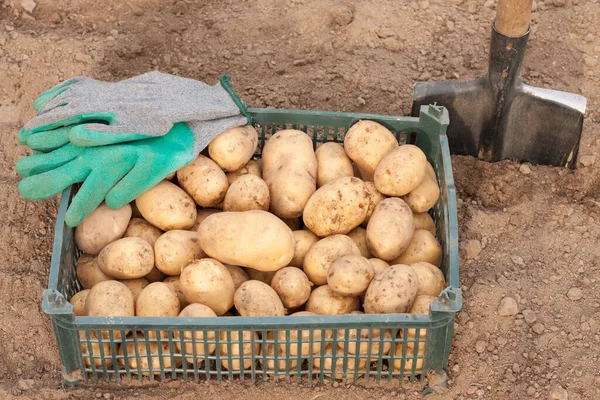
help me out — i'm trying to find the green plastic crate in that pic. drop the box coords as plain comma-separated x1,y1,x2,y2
42,104,461,386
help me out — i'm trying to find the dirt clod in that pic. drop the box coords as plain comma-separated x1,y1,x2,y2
498,297,519,316
550,387,569,400
567,287,583,301
330,4,353,26
463,239,482,260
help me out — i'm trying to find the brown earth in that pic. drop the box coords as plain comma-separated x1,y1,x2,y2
1,0,599,399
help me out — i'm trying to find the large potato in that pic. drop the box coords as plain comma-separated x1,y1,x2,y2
366,198,415,261
411,262,445,297
223,174,270,212
177,155,229,207
136,181,197,231
305,285,360,315
313,344,368,380
76,255,111,289
290,230,319,268
163,276,190,309
118,333,180,375
154,230,204,276
303,177,368,237
234,280,286,316
336,312,392,357
391,229,442,267
208,125,258,172
347,227,372,258
343,120,398,181
174,303,217,363
374,144,428,196
198,210,294,272
413,212,436,235
84,280,134,339
271,267,312,309
226,159,262,185
136,282,180,317
74,203,131,255
118,278,150,305
70,289,90,316
219,330,260,371
97,237,155,279
192,208,222,231
262,129,317,218
303,234,361,286
363,265,419,314
224,265,250,289
327,255,374,297
403,173,440,213
123,218,163,246
315,142,354,187
245,269,276,285
180,259,235,315
361,182,387,227
277,311,327,356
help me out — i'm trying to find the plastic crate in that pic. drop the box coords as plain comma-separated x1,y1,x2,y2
42,104,461,386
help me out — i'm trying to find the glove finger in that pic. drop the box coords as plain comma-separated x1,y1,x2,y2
25,126,71,152
15,144,84,177
32,77,89,112
22,111,115,134
18,160,91,200
69,123,154,147
65,161,136,227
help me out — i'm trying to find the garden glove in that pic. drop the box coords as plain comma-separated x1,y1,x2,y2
16,118,242,227
18,72,250,151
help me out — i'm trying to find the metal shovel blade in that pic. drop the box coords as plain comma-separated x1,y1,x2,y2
411,24,587,168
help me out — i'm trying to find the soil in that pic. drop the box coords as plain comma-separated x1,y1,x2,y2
1,0,599,399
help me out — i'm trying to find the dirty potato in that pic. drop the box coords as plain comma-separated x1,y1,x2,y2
410,262,445,297
74,203,131,255
226,159,262,185
403,171,440,213
70,289,90,316
163,276,190,309
174,303,217,363
289,230,319,268
208,125,259,172
192,208,222,231
368,258,390,275
224,265,250,289
363,265,419,314
391,229,443,267
154,230,204,276
118,278,150,305
271,267,312,309
123,217,163,246
413,212,436,236
180,258,235,315
136,180,197,231
361,182,387,227
327,255,375,297
177,155,229,208
84,280,134,339
76,255,111,289
366,198,415,261
234,280,286,316
315,142,354,187
374,144,428,197
303,234,361,286
97,237,155,279
223,174,270,212
305,285,360,315
347,227,372,258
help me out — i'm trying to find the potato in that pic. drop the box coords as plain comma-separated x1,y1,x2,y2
303,234,361,286
198,210,295,272
234,280,286,316
154,230,204,276
224,265,250,289
305,285,360,315
223,174,270,212
260,334,298,379
366,198,415,261
282,218,301,231
327,255,374,297
118,333,180,375
393,343,424,373
313,344,368,380
136,180,197,231
226,159,262,185
262,129,317,218
118,278,150,304
177,155,229,207
208,125,258,172
315,142,354,187
343,120,398,181
374,144,428,197
303,177,368,237
271,267,312,309
74,203,131,255
70,289,90,316
411,262,445,297
97,237,154,279
404,294,436,353
364,265,418,314
347,227,372,258
413,212,436,236
84,280,134,339
174,303,217,363
80,331,113,368
403,174,440,213
76,255,111,289
245,269,276,285
219,330,260,371
145,266,166,283
163,276,190,309
180,259,235,315
192,208,221,231
165,171,176,181
136,282,180,317
289,230,319,268
123,218,163,246
368,258,390,275
361,182,387,227
391,230,442,267
336,312,392,356
277,311,327,355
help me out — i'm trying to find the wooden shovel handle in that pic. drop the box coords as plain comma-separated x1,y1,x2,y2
495,0,532,36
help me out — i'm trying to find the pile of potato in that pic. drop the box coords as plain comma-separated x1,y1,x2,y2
69,120,446,378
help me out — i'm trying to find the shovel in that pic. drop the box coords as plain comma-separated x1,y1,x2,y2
411,0,587,168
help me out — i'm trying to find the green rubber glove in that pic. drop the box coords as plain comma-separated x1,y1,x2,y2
16,121,220,227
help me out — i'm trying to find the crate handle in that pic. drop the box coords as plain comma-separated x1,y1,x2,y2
431,287,462,314
42,289,74,315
